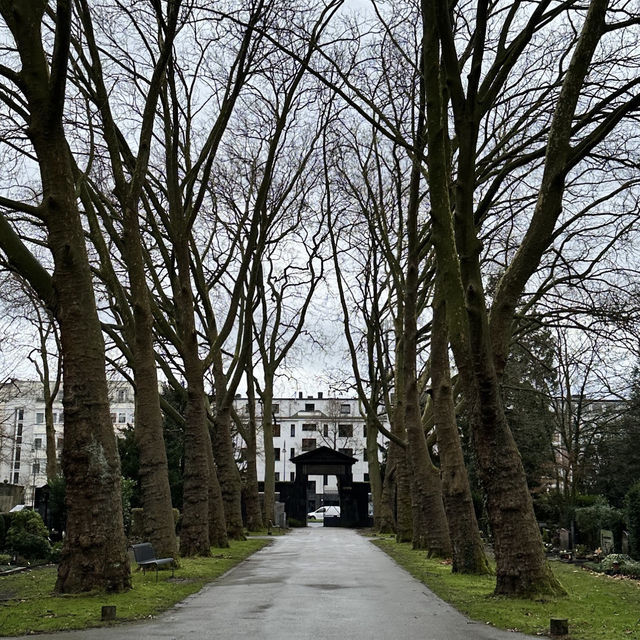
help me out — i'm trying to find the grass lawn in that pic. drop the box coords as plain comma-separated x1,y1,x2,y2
0,536,271,637
372,537,640,640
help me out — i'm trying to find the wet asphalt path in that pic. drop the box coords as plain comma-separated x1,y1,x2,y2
10,527,538,640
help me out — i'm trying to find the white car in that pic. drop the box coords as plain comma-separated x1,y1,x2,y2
307,506,340,520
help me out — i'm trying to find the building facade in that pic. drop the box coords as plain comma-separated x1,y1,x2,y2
234,391,389,509
0,380,135,505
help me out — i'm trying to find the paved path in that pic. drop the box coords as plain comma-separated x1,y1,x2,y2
11,527,538,640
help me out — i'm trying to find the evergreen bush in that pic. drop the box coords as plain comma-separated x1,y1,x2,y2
5,510,51,560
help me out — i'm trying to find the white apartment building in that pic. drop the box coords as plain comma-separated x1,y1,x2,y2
0,380,135,505
234,391,389,502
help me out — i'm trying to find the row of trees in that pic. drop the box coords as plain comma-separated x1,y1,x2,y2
1,0,639,599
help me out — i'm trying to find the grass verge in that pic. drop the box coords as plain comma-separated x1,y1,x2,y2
0,537,271,637
372,537,640,640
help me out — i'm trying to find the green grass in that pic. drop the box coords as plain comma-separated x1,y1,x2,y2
0,537,271,636
372,537,640,640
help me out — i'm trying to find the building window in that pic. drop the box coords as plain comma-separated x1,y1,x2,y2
302,438,316,451
338,424,353,437
304,403,315,412
290,424,295,437
36,412,44,424
363,424,367,438
16,424,23,436
302,423,315,431
17,409,24,420
118,389,126,402
34,437,42,450
340,403,351,415
364,473,370,481
363,448,368,461
272,404,279,414
323,474,328,485
32,462,40,475
274,448,281,461
118,413,127,423
110,413,116,423
290,471,295,482
13,461,20,470
290,447,295,459
14,447,21,462
273,423,281,437
274,472,280,481
339,447,353,457
13,472,19,484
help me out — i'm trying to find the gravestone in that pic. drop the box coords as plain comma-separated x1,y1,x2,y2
600,529,614,554
558,528,570,550
274,501,286,528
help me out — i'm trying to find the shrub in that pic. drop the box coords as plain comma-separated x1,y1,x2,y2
625,481,640,560
121,476,136,535
49,541,63,563
47,475,67,537
574,498,624,550
5,510,51,560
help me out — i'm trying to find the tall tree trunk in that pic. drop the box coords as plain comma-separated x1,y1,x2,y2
402,122,451,555
211,404,245,539
73,0,181,562
243,372,264,531
122,210,178,559
173,239,210,556
204,425,229,548
422,0,564,595
432,289,489,573
366,416,383,529
395,449,413,543
378,456,397,533
392,327,413,542
260,380,276,528
0,0,130,593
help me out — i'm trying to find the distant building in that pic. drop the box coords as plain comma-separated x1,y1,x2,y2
0,379,135,505
233,391,389,512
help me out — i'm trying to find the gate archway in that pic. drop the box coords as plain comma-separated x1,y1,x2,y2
284,446,370,527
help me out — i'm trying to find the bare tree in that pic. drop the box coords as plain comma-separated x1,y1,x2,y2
0,0,129,592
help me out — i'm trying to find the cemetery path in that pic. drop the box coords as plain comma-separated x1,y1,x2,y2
10,527,539,639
